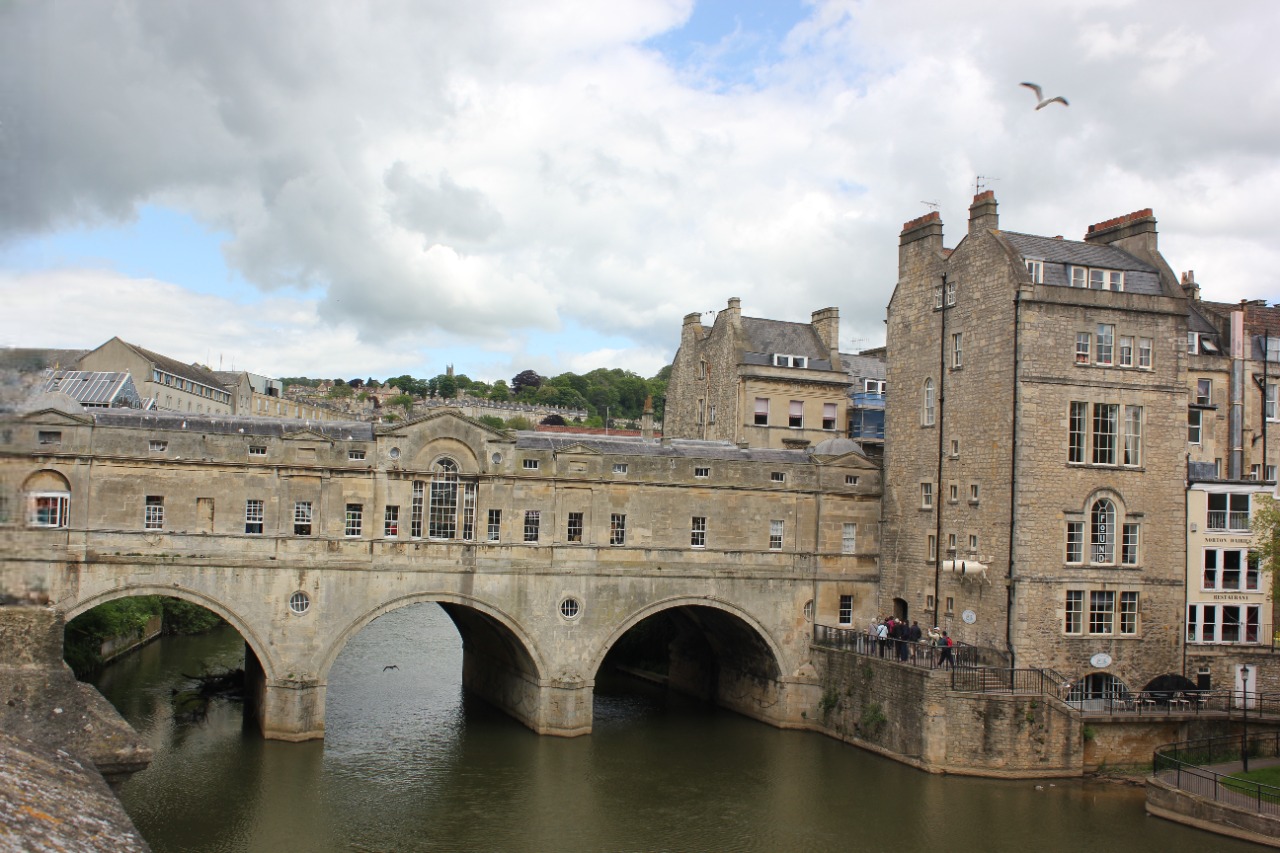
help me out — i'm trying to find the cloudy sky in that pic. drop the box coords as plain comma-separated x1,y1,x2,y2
2,1,1278,383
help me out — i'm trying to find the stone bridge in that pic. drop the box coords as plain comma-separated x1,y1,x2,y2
1,405,881,741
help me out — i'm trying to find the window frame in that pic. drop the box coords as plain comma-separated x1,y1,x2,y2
245,499,264,535
486,508,500,542
293,501,313,536
523,510,540,543
609,513,626,546
841,522,857,555
384,505,400,537
344,503,363,537
144,496,165,530
691,516,706,548
769,519,784,551
567,511,584,543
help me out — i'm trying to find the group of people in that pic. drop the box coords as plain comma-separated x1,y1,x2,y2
867,616,955,668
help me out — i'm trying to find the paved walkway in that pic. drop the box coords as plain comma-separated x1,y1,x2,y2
1156,756,1280,816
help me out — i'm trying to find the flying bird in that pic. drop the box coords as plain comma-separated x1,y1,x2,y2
383,664,399,671
1020,82,1068,110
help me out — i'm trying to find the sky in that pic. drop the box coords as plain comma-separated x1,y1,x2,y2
2,0,1279,384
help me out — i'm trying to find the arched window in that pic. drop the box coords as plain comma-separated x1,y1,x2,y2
922,379,936,426
1090,498,1115,564
427,458,477,541
24,470,71,529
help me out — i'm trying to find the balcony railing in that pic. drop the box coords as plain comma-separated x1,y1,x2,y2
1206,510,1251,532
852,392,885,407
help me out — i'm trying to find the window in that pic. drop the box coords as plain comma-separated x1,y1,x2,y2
691,516,706,548
1090,498,1115,564
920,482,934,509
1188,332,1199,354
144,496,164,530
348,449,366,461
922,379,935,426
249,445,266,456
771,471,786,483
1203,548,1259,590
1269,465,1278,483
1075,333,1091,365
411,481,425,537
947,532,957,552
1195,379,1212,406
948,483,958,504
951,332,963,368
1071,267,1124,291
788,400,804,428
846,475,859,485
695,467,710,478
1123,406,1142,466
523,458,539,470
1116,336,1133,367
294,501,313,536
567,512,583,543
773,354,808,368
1188,409,1202,444
945,280,957,306
1089,591,1115,634
1121,523,1139,565
842,523,857,554
345,504,363,537
1138,338,1152,369
822,403,838,430
524,510,540,542
934,286,943,309
927,534,937,561
969,484,979,503
1267,383,1278,420
1188,604,1261,644
1120,592,1139,635
245,499,264,534
708,406,716,425
149,440,168,452
30,493,70,528
1095,324,1114,365
1025,258,1043,283
769,519,784,550
945,597,954,614
427,458,471,539
1066,521,1083,563
38,430,62,445
1207,493,1250,531
754,398,769,426
950,439,959,457
839,595,853,625
1065,591,1084,633
385,505,400,537
609,514,626,546
486,509,500,541
1091,403,1118,465
968,534,978,551
612,463,629,475
865,379,886,394
1064,399,1085,461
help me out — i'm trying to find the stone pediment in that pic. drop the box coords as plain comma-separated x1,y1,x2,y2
377,408,513,442
552,442,602,457
19,408,94,426
282,427,333,442
814,448,879,470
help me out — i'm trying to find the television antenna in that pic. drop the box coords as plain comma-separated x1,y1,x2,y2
975,175,1000,194
920,201,940,212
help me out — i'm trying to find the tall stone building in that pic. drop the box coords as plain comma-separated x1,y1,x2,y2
880,193,1191,701
665,298,851,450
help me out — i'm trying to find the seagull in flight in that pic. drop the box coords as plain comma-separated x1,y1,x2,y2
1020,82,1068,110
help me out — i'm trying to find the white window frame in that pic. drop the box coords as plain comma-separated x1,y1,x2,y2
754,398,769,426
344,503,363,537
245,499,264,535
691,516,706,548
922,379,935,426
1188,408,1202,444
822,402,838,431
293,501,313,536
769,519,784,550
523,458,539,470
951,332,963,368
1138,337,1153,369
1065,590,1084,634
1118,336,1133,367
524,510,540,543
1075,333,1091,365
384,505,400,537
144,496,164,530
1195,378,1212,406
1095,324,1114,365
486,508,500,542
921,482,934,509
838,595,853,626
841,522,857,555
1025,258,1043,283
612,463,628,475
694,467,710,478
788,400,804,429
609,513,626,546
567,511,584,543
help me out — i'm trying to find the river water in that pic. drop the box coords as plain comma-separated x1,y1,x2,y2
91,604,1247,853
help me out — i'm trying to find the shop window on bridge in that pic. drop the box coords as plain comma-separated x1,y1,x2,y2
24,471,71,529
427,458,477,541
1207,493,1250,531
1066,673,1130,710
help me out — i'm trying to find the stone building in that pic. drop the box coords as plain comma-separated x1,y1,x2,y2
77,337,234,415
665,298,852,450
880,193,1191,702
215,370,346,421
1181,294,1280,694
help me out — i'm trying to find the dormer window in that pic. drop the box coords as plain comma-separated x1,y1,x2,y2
1070,267,1124,291
1025,259,1044,283
773,354,808,368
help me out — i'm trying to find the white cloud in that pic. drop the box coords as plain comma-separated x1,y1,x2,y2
2,0,1278,381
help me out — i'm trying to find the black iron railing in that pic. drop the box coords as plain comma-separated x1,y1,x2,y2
812,624,1009,671
1154,732,1280,816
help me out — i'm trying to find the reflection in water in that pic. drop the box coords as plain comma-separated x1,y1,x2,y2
94,604,1250,852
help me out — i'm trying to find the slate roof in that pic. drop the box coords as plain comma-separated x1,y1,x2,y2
841,352,886,382
739,317,835,370
90,409,374,440
118,340,226,389
515,431,855,462
0,347,87,373
997,232,1164,295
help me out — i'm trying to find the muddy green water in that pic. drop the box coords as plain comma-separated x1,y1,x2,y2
92,604,1248,852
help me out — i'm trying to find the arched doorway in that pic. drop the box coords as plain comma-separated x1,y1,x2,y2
1066,672,1130,711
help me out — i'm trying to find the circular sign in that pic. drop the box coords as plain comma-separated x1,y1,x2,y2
1090,652,1113,668
961,609,977,624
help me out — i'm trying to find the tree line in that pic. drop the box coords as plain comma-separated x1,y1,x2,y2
281,365,671,427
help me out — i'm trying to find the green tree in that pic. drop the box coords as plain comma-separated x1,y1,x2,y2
436,374,459,399
476,415,506,430
1253,494,1280,599
388,393,416,415
327,383,354,399
488,380,511,402
512,369,543,396
506,415,533,430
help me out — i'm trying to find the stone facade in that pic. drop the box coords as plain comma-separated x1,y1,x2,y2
0,404,880,741
881,193,1191,699
77,337,234,415
666,298,852,450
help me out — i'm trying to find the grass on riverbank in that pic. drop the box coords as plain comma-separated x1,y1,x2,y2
1221,765,1280,802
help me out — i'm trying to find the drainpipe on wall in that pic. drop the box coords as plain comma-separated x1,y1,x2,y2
934,274,947,628
1230,309,1245,480
1006,290,1021,669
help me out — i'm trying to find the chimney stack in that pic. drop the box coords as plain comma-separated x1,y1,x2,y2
968,191,998,235
811,307,840,363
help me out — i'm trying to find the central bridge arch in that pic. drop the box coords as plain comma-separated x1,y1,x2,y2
320,592,556,735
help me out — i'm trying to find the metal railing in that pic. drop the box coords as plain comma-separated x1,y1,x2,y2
1154,732,1280,816
812,624,1009,671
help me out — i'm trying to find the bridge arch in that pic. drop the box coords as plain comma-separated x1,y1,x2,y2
60,584,276,681
319,592,548,687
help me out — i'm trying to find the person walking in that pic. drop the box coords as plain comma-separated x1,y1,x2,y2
907,620,922,663
937,631,954,669
875,619,889,658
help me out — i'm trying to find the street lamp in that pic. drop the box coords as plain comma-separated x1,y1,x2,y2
1241,663,1252,773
